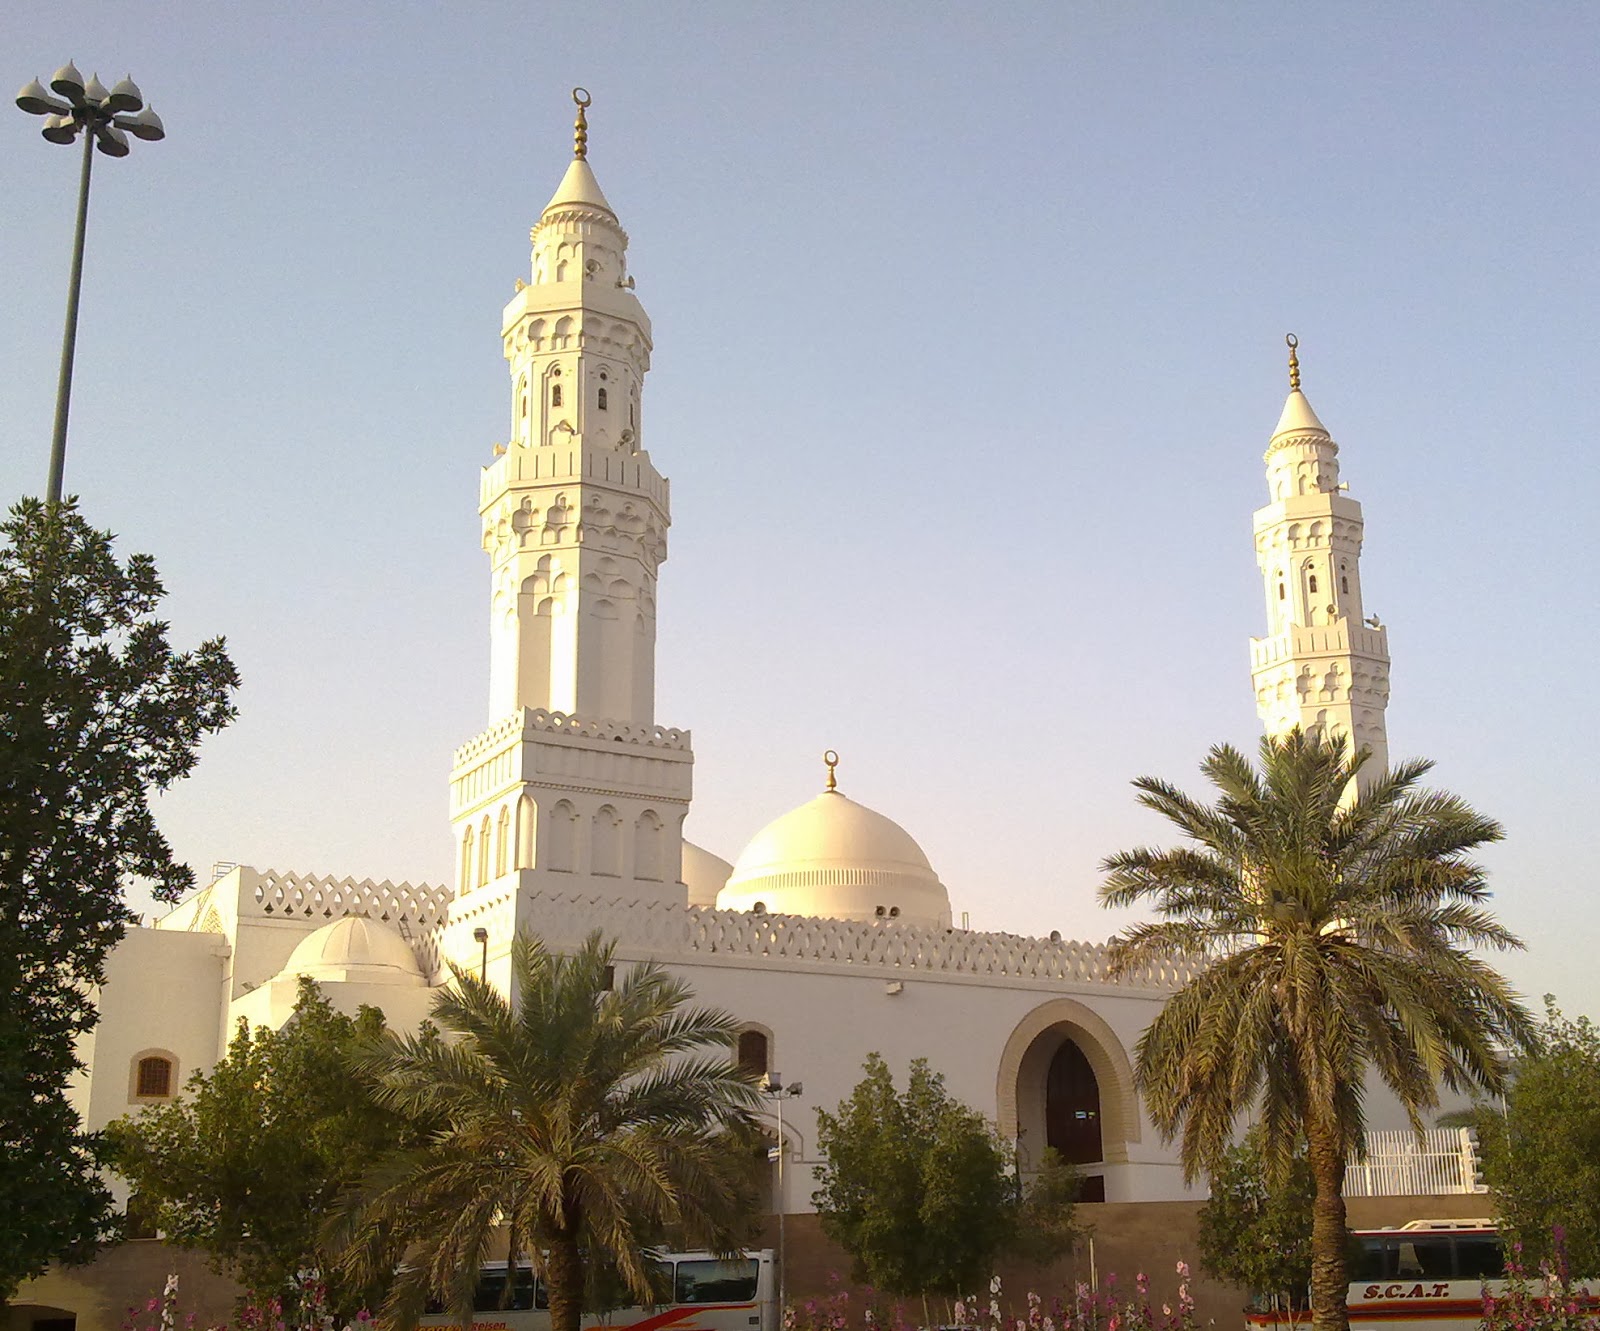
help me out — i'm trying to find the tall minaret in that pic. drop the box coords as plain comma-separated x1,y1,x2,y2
1250,336,1391,778
446,90,692,931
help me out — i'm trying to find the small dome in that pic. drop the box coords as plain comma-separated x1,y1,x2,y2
682,840,734,909
282,916,426,987
716,791,951,928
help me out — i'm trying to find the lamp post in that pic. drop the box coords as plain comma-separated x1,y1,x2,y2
15,62,165,504
472,926,489,981
761,1073,803,1321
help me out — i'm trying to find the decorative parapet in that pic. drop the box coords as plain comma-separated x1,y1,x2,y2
246,871,453,928
453,708,691,768
494,893,1201,990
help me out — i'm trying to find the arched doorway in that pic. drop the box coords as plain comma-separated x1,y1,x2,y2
996,997,1139,1204
1045,1037,1102,1164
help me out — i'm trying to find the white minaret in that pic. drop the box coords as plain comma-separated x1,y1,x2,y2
445,91,692,950
1250,336,1391,778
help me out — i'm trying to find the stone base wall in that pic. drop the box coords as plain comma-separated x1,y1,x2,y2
6,1241,242,1331
10,1195,1499,1331
770,1194,1498,1331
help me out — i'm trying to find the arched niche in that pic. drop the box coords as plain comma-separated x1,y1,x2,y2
995,997,1140,1168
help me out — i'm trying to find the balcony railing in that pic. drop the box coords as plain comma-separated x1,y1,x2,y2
1345,1128,1485,1197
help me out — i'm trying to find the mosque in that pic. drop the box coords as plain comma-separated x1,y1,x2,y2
60,88,1408,1282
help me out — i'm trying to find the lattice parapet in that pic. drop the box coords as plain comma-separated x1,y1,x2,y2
453,707,691,768
508,893,1200,990
247,871,453,927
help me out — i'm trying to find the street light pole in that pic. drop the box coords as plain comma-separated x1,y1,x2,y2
762,1073,803,1322
16,62,166,503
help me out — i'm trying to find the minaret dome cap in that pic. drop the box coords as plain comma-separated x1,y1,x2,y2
1271,334,1329,439
541,87,616,217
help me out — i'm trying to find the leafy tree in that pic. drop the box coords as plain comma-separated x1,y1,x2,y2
328,930,762,1331
1008,1147,1086,1269
1472,997,1600,1276
812,1053,1078,1299
0,498,238,1303
1098,730,1534,1331
108,977,409,1313
1196,1126,1314,1312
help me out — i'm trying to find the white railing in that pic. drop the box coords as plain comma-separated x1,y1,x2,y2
1345,1127,1484,1197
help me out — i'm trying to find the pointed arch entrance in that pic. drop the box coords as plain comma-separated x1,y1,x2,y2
996,997,1140,1203
1046,1036,1102,1164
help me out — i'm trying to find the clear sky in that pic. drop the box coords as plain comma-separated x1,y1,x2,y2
4,3,1597,1018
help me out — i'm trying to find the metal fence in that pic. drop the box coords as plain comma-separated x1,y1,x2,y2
1345,1127,1485,1197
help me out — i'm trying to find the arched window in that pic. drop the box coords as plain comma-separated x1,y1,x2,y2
132,1053,176,1101
597,387,608,411
478,815,491,886
517,794,537,870
634,810,663,882
738,1029,770,1078
1308,573,1319,594
593,806,622,877
547,801,578,872
495,806,511,878
461,826,476,890
1277,581,1286,601
551,384,563,407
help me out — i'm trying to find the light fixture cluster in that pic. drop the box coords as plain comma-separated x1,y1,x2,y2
16,61,164,155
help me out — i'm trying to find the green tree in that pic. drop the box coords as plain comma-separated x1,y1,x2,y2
1098,730,1534,1331
812,1054,1077,1300
1196,1126,1314,1313
328,930,762,1331
108,978,407,1313
1472,997,1600,1275
0,498,239,1303
1008,1147,1085,1270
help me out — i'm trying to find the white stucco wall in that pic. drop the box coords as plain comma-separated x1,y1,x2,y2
72,928,228,1134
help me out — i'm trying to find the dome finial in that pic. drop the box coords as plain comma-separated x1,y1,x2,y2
1286,332,1302,392
572,86,591,160
823,749,839,792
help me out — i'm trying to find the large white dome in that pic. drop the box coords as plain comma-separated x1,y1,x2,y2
716,791,952,927
282,915,427,986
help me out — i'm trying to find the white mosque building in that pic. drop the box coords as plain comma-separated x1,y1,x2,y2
69,94,1399,1224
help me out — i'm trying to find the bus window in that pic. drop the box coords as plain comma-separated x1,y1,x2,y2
1396,1238,1454,1280
675,1259,760,1304
1352,1237,1398,1281
473,1265,538,1311
646,1259,675,1306
1455,1235,1505,1280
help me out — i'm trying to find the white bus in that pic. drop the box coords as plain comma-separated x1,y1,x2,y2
418,1250,777,1331
1245,1221,1596,1331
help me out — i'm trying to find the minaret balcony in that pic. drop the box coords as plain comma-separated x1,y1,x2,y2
1250,620,1390,672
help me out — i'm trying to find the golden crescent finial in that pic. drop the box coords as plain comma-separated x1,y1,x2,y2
1286,332,1301,392
824,749,839,792
572,87,591,159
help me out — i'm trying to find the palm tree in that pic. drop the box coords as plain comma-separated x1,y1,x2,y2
1098,730,1535,1331
329,929,763,1331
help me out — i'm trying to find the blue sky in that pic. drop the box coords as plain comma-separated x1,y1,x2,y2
4,3,1597,1017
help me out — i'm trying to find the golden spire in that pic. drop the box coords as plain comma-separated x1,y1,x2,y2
572,87,591,159
824,749,839,792
1286,332,1302,392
